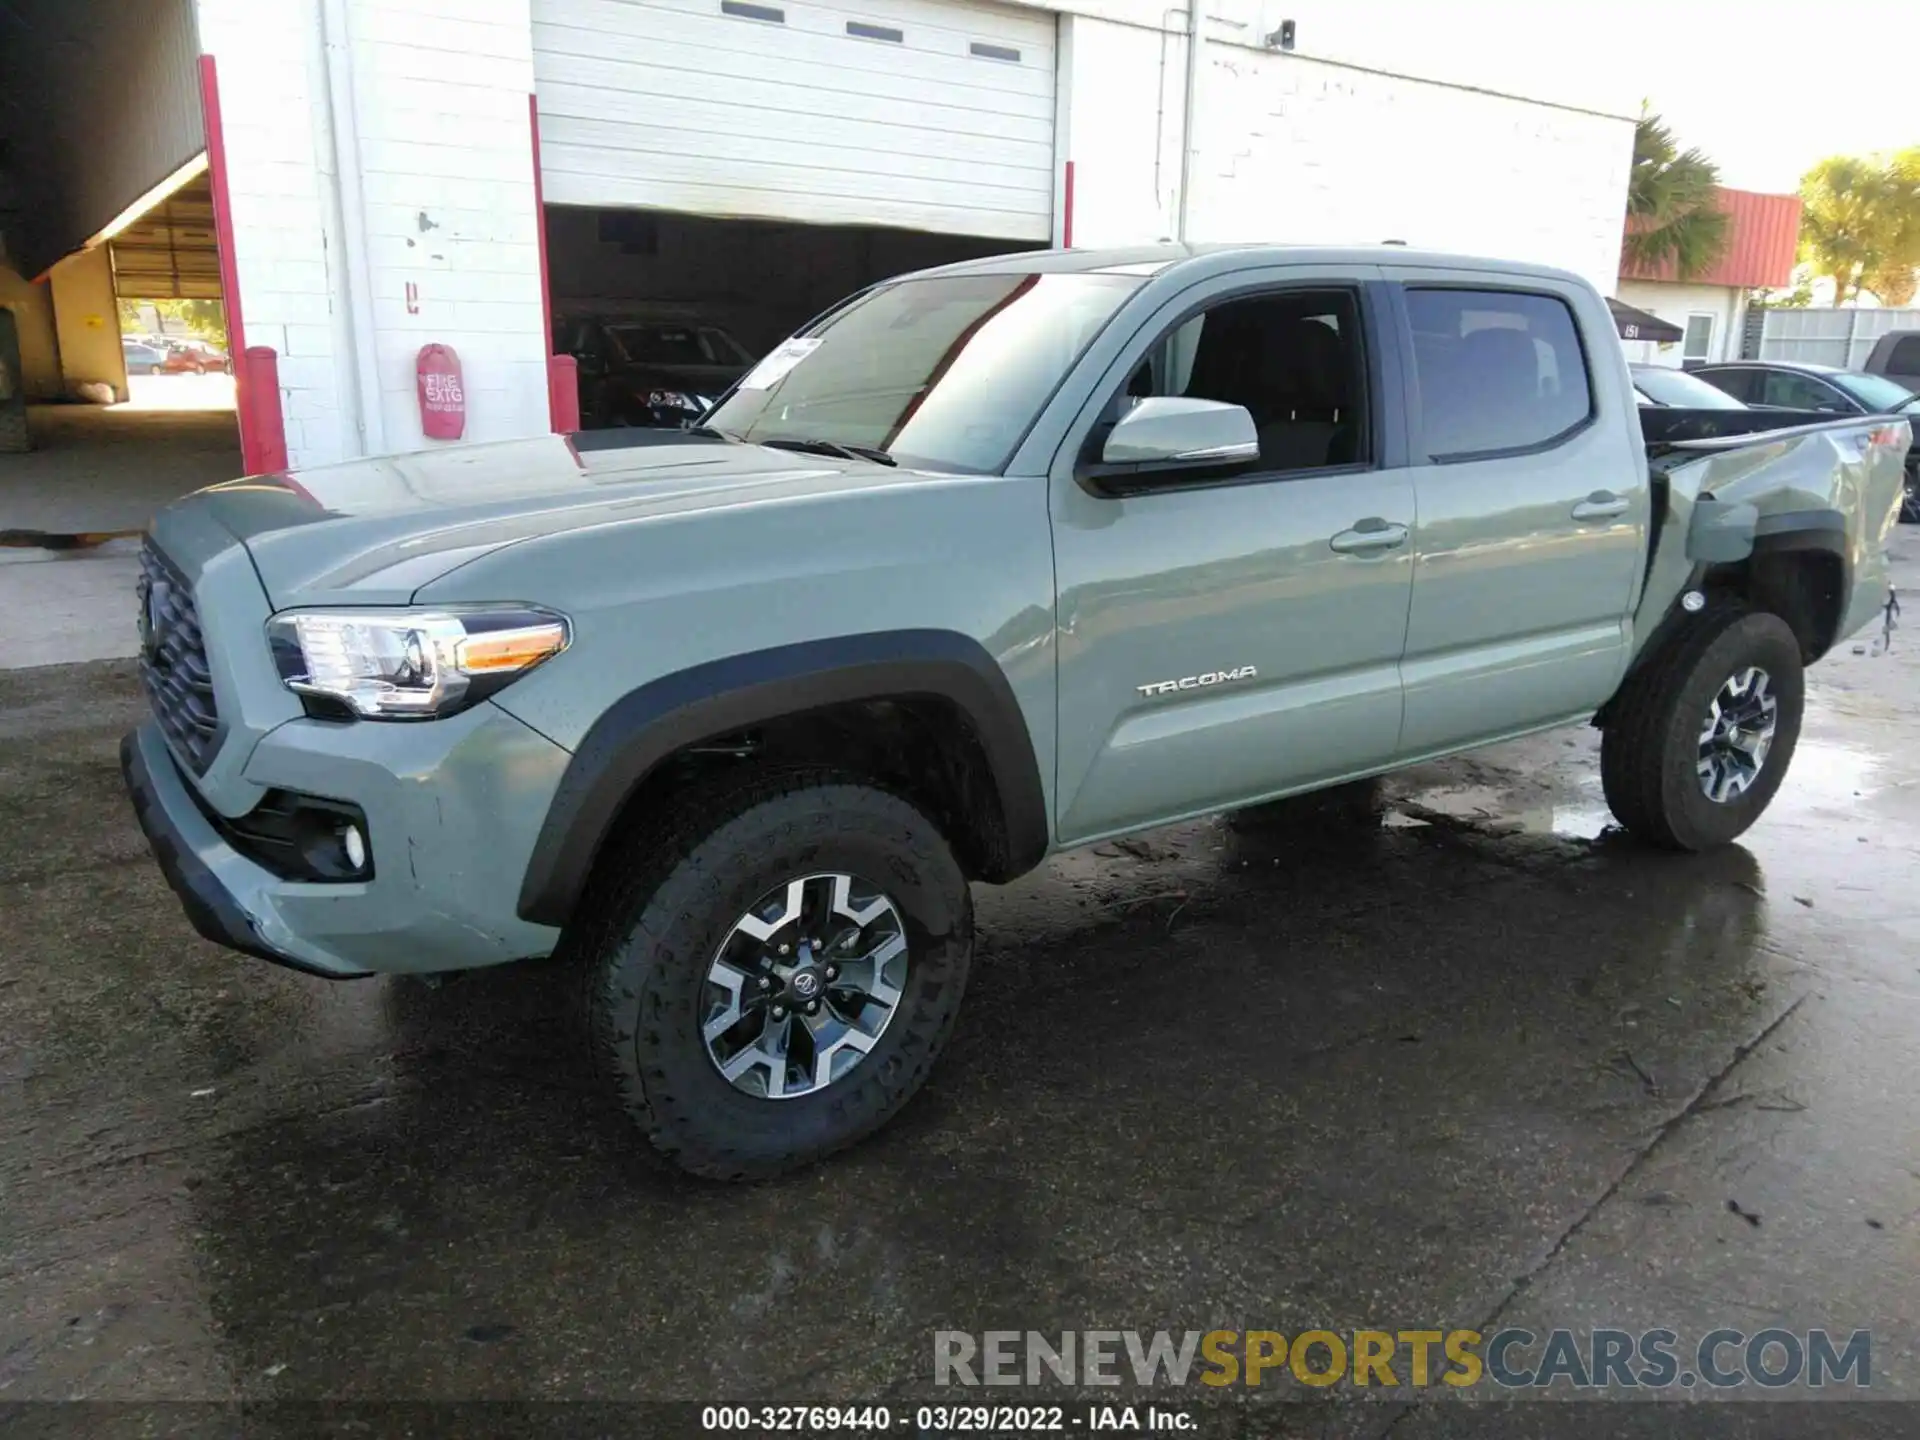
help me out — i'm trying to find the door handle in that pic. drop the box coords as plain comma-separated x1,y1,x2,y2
1329,518,1409,554
1571,491,1630,521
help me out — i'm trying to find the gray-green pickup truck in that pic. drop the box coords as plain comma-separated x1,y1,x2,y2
122,245,1910,1177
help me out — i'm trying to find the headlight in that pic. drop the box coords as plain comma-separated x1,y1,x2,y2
646,390,709,411
267,606,570,720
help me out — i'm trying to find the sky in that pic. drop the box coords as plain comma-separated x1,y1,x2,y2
1617,0,1915,192
1271,0,1914,194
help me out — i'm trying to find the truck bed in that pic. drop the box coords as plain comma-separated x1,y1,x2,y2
1637,407,1842,453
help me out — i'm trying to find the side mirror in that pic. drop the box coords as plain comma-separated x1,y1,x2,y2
1101,396,1259,467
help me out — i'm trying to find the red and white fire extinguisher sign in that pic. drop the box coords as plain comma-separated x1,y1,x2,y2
416,343,466,441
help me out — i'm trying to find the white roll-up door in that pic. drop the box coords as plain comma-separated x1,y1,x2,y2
533,0,1056,240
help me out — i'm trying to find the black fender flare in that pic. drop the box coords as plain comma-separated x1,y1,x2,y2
1608,507,1854,721
516,629,1050,927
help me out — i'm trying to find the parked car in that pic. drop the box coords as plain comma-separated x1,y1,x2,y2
1629,363,1747,409
552,310,756,429
160,340,229,375
1864,330,1920,395
123,246,1910,1179
1691,360,1920,520
121,340,166,375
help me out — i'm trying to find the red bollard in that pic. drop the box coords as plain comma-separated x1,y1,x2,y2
238,346,290,474
548,352,580,434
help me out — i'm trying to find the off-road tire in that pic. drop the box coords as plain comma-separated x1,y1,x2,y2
577,767,973,1180
1601,603,1804,851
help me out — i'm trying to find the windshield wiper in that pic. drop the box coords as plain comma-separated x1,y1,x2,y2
755,436,897,467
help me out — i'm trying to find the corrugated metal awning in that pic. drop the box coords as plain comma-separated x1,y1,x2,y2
109,174,220,300
1608,297,1684,344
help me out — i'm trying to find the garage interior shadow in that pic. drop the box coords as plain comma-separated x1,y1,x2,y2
544,205,1040,426
174,781,1786,1401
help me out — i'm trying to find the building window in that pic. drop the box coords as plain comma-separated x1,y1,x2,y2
1683,313,1715,364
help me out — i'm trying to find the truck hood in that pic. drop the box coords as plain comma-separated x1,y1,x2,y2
168,430,938,607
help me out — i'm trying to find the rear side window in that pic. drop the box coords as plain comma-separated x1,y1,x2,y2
1698,368,1756,403
1889,334,1920,372
1406,288,1593,459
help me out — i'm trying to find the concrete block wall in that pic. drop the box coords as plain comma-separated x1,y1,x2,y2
191,0,1637,468
1061,10,1636,296
344,0,548,453
0,263,63,400
1195,50,1634,296
194,0,350,466
195,0,548,470
49,248,129,401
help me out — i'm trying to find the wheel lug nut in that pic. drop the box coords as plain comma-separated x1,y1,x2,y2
772,1006,786,1019
825,966,837,980
759,977,771,990
779,943,790,955
807,1001,819,1014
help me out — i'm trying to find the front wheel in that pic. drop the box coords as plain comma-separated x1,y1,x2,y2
580,769,973,1179
1600,604,1804,851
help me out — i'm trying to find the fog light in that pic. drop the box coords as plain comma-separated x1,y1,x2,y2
342,824,367,872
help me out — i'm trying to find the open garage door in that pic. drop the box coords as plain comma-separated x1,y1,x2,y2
533,0,1057,242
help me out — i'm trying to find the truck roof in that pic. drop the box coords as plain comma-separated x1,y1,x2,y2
906,242,1592,291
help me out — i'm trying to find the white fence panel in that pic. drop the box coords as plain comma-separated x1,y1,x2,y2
1758,307,1920,369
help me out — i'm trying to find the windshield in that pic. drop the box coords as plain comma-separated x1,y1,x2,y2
1830,370,1917,412
704,273,1144,473
1631,366,1746,409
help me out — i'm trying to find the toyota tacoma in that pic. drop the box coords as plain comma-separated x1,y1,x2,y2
122,245,1911,1178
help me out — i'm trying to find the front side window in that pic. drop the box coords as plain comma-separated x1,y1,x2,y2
705,273,1143,473
1407,289,1593,459
1761,370,1853,412
1121,289,1369,472
1830,370,1918,412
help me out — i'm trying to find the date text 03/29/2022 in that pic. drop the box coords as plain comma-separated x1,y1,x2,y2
700,1405,1194,1432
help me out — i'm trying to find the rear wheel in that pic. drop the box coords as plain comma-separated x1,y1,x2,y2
1600,604,1804,850
579,769,973,1179
1901,469,1919,524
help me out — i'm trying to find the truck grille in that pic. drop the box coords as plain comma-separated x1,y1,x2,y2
137,542,222,773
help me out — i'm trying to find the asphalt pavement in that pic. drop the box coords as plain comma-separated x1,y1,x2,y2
3,548,1920,1439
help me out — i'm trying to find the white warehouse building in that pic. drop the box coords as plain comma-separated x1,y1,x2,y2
0,0,1640,472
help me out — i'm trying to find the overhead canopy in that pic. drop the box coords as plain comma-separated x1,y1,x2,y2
109,172,220,300
1607,297,1683,345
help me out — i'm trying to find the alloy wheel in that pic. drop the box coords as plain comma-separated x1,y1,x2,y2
701,872,909,1099
1697,666,1778,803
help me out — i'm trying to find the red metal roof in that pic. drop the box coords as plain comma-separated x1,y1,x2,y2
1619,187,1802,289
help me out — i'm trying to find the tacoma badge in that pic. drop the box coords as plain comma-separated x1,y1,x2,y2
1136,665,1257,699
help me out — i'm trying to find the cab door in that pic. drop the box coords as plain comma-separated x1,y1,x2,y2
1049,268,1417,843
1386,274,1649,756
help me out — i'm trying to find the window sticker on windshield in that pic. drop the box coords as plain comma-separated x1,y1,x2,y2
739,337,821,390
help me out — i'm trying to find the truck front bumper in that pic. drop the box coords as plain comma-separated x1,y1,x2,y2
121,711,570,979
121,727,352,977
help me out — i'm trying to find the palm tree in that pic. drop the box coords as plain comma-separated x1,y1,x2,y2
1860,147,1920,307
1800,155,1895,307
1624,113,1729,280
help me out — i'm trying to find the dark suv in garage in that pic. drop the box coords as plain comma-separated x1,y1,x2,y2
553,309,756,430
